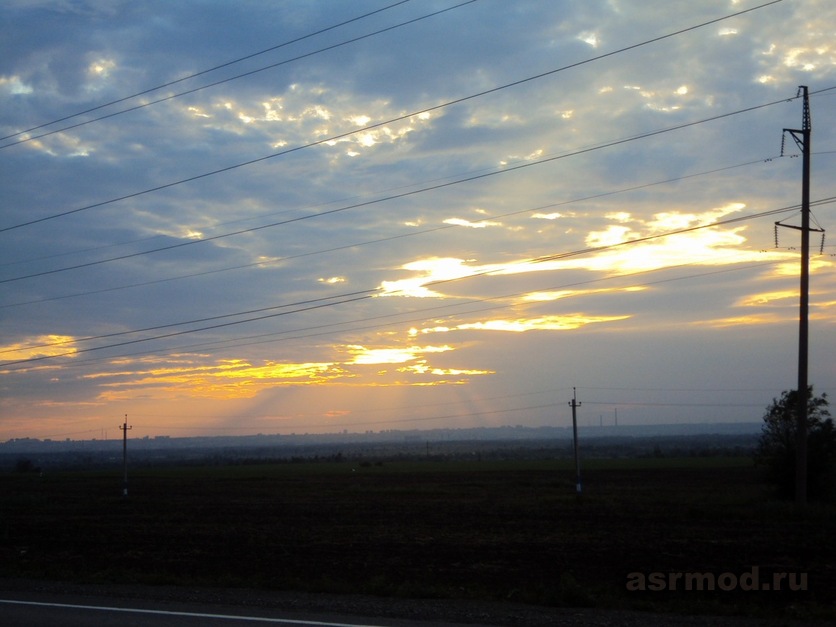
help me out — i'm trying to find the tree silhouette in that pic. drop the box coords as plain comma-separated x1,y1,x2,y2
755,387,835,501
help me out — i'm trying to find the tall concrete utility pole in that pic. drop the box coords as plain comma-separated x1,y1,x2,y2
120,414,132,497
781,86,812,505
569,388,582,495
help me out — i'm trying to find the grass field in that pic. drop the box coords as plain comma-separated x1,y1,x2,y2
1,456,833,619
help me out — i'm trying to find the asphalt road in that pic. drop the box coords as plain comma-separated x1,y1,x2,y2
0,596,488,627
1,598,365,627
1,580,831,627
0,576,522,627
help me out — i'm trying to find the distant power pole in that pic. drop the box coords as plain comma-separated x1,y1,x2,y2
569,388,582,495
779,86,814,505
120,414,132,497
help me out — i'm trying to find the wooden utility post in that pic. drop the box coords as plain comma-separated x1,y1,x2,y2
120,414,132,497
781,86,811,505
570,388,582,495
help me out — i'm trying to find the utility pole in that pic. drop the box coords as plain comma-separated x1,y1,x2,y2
569,388,582,495
780,86,812,505
120,414,132,497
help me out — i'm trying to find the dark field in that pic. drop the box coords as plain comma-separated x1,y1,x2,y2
1,457,834,620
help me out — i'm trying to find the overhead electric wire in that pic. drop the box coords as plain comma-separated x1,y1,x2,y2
7,133,815,273
0,93,814,285
124,259,788,362
0,0,478,151
0,0,418,143
4,196,826,370
0,153,784,308
581,385,781,394
133,394,764,432
0,288,378,354
1,291,378,367
144,402,568,432
5,195,824,358
253,402,564,429
1,255,789,373
38,384,779,432
420,197,834,289
4,139,807,273
137,383,774,422
0,0,786,234
19,388,766,435
582,401,765,408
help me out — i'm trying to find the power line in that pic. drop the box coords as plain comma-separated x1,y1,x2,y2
170,260,786,354
2,177,836,366
145,402,568,432
4,198,822,369
425,198,834,288
0,96,809,285
1,146,793,273
0,0,786,234
135,384,775,423
0,154,782,308
0,289,378,355
0,144,543,272
15,379,779,437
131,395,763,432
581,386,780,393
1,256,789,374
0,0,417,143
0,291,377,367
0,1,477,150
62,396,564,429
1,201,815,366
582,401,764,408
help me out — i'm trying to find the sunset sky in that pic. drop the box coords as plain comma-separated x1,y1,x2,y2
1,0,834,441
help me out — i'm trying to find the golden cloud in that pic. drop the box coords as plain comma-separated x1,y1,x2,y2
418,314,629,334
381,204,774,302
735,290,797,307
443,217,502,229
0,335,78,361
344,344,453,365
397,361,493,377
696,313,793,328
523,286,647,302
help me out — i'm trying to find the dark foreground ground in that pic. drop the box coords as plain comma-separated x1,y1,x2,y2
0,457,833,622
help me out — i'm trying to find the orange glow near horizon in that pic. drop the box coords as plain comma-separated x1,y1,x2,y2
87,358,340,401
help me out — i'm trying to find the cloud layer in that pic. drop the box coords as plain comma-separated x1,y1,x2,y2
1,0,834,440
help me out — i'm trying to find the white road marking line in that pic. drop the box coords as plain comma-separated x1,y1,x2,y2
0,599,384,626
